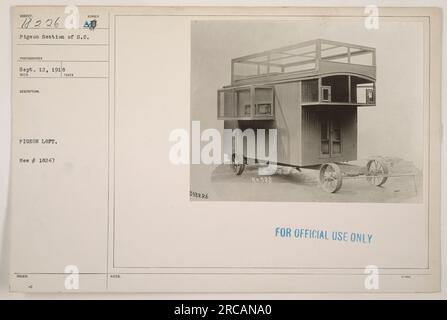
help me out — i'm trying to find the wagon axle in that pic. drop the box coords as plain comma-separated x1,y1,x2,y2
230,154,389,193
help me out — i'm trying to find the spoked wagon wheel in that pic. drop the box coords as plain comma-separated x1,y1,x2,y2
366,159,388,186
319,163,343,193
231,153,246,175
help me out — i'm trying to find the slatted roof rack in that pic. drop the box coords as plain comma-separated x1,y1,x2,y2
231,39,376,85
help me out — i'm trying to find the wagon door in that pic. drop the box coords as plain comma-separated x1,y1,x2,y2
320,113,342,158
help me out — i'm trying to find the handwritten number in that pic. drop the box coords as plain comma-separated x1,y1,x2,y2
54,17,60,28
20,17,61,29
21,17,31,29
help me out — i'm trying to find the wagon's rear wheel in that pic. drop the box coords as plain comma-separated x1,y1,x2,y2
366,159,388,186
319,163,343,193
231,153,246,175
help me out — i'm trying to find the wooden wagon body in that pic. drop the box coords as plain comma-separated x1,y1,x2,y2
217,39,386,192
218,39,376,165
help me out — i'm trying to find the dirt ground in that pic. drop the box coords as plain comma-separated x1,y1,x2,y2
209,157,422,203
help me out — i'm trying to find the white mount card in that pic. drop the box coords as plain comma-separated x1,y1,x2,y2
9,6,442,293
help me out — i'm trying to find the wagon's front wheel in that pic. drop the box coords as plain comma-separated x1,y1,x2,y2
231,153,246,175
319,163,343,193
366,159,388,186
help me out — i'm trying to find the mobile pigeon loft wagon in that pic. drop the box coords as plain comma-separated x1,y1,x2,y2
217,39,389,193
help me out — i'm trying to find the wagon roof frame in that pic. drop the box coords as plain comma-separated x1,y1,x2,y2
230,39,376,85
223,72,376,90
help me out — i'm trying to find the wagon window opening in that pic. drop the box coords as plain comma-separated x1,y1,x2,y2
350,76,375,104
218,90,235,118
236,89,251,117
321,86,331,102
218,86,274,120
321,75,349,103
302,79,319,103
254,87,274,117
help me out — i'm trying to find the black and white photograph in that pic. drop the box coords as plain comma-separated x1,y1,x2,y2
0,4,443,298
190,20,424,203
